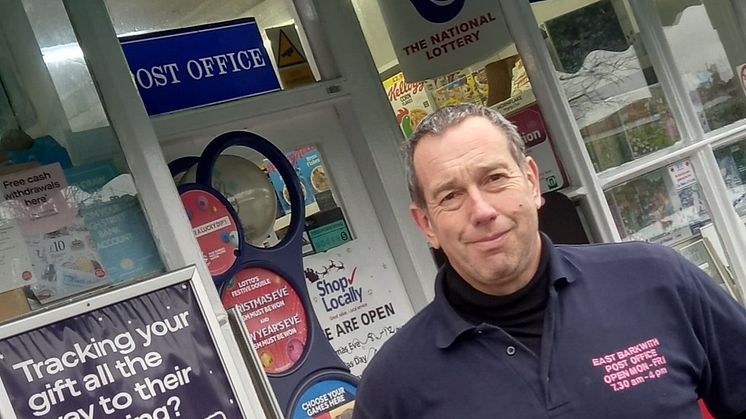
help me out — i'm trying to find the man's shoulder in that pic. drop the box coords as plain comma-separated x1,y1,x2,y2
553,240,695,290
556,240,682,267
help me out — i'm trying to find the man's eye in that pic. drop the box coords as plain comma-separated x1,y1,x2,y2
487,174,504,182
440,192,456,204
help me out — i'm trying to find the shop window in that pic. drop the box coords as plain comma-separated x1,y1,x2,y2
0,4,165,323
605,160,710,244
655,1,746,132
604,159,742,301
715,140,746,218
533,0,681,172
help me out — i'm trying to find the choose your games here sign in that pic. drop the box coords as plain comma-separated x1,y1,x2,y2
120,18,280,115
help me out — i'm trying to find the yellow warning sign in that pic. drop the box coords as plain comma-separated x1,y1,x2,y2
277,29,306,68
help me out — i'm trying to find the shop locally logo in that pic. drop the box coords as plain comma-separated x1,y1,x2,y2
410,0,465,23
315,268,363,312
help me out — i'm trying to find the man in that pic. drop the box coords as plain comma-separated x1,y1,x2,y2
352,104,746,418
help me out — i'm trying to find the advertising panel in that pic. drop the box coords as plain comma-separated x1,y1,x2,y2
0,280,243,419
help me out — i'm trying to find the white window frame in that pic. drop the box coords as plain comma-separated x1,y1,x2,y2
501,0,746,295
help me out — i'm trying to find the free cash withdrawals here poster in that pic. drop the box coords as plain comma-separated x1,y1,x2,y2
0,163,109,302
0,281,242,419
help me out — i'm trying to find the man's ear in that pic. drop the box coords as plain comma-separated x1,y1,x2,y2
410,203,440,249
525,156,542,209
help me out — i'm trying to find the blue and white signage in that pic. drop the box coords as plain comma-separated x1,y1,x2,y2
120,18,281,115
378,1,512,81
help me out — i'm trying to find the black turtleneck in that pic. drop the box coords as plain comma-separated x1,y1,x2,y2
443,236,551,356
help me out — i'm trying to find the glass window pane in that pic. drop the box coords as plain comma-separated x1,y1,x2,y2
1,2,165,322
533,0,681,172
605,160,743,301
656,1,746,132
24,0,320,126
22,0,107,132
715,139,746,217
353,1,570,193
605,160,710,244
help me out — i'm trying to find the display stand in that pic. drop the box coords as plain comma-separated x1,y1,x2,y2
181,131,357,418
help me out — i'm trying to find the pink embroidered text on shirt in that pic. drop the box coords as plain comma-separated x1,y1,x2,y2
590,338,669,393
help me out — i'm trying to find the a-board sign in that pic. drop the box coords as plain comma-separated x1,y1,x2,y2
0,267,244,419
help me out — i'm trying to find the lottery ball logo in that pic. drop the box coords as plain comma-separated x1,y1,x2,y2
410,0,465,23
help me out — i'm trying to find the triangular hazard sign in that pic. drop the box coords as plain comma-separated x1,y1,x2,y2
277,29,306,67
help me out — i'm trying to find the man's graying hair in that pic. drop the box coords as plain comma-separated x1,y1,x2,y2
403,104,526,209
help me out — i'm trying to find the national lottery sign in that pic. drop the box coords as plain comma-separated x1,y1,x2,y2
0,279,243,419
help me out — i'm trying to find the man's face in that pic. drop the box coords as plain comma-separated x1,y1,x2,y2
410,116,543,296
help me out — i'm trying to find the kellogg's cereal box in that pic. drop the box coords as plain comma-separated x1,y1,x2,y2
383,72,435,139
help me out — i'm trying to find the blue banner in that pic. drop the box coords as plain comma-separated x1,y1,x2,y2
0,281,243,418
121,18,281,115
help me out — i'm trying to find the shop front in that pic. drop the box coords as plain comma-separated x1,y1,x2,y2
0,0,745,418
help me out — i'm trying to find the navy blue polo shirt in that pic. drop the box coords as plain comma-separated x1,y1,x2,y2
352,241,746,419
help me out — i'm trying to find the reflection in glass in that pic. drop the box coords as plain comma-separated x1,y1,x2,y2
2,3,166,318
715,139,746,217
676,236,743,303
538,0,680,172
605,160,711,245
656,2,746,131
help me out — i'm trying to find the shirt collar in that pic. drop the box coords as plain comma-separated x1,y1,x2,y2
433,233,580,349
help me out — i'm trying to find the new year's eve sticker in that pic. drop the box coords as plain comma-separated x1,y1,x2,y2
290,378,356,419
221,267,309,375
180,189,239,277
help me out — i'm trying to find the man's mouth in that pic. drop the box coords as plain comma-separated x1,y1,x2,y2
470,231,509,248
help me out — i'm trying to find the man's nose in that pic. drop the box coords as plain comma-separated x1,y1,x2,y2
467,189,497,225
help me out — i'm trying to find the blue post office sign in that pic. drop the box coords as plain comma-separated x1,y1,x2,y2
120,18,281,116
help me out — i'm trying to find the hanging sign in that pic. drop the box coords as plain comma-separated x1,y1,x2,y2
120,18,281,115
378,0,512,81
0,278,242,419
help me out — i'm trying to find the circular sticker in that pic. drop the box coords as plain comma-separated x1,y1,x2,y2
222,267,309,375
290,378,357,419
180,189,239,277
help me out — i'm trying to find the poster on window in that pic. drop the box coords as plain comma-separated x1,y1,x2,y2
0,280,243,419
0,163,110,302
507,104,567,192
303,240,414,377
